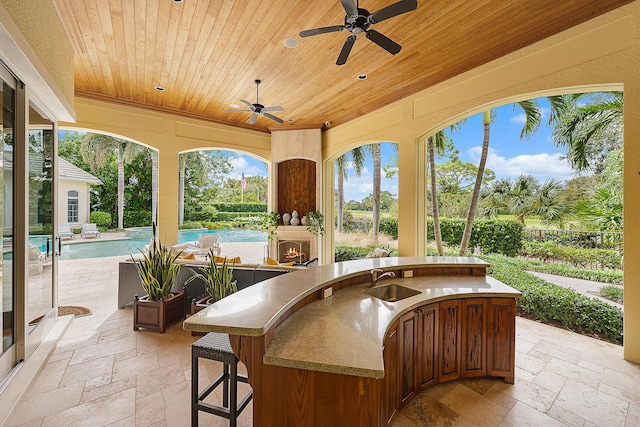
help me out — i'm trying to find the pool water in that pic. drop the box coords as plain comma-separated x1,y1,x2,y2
29,229,267,260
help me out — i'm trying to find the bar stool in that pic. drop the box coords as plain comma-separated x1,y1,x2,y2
191,332,252,427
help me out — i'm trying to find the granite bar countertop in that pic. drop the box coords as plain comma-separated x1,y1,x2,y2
183,256,521,378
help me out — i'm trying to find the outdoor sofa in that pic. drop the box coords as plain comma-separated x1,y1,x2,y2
117,258,305,309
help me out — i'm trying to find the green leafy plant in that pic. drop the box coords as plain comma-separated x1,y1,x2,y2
132,224,181,301
186,251,238,303
261,211,280,240
306,210,325,236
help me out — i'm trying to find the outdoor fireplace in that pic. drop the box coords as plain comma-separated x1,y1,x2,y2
277,240,311,264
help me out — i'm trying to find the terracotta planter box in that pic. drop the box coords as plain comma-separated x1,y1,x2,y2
133,291,186,333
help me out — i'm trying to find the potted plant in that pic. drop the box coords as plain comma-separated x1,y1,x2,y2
132,224,185,333
261,211,280,240
187,251,238,315
306,210,325,236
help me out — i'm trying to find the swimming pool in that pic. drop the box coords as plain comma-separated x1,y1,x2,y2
28,229,267,260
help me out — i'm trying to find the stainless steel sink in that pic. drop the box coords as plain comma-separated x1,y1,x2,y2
363,284,421,302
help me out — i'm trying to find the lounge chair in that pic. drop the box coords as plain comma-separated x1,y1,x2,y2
58,224,75,239
81,223,101,238
28,244,51,275
188,234,221,257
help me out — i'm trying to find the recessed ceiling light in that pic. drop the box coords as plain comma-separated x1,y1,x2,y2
155,86,165,91
230,103,240,109
357,74,368,80
287,118,295,122
283,38,298,48
171,0,183,3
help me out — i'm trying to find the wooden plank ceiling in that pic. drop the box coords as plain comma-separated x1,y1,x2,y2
53,0,632,133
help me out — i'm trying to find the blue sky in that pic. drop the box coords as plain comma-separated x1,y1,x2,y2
228,97,578,202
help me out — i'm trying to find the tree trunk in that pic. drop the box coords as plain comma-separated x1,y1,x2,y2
428,137,444,256
118,144,125,230
337,170,344,233
178,166,185,226
460,111,491,255
151,150,158,227
372,144,381,243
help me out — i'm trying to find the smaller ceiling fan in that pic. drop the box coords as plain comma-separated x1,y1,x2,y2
225,79,284,124
299,0,417,66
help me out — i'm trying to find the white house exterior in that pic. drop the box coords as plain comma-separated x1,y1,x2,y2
57,158,101,226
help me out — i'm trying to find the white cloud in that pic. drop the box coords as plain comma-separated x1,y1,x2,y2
340,166,398,201
227,155,266,180
467,146,573,181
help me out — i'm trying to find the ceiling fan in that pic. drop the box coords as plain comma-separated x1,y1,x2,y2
225,79,284,124
299,0,418,66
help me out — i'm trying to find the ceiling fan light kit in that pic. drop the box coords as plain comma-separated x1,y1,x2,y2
299,0,418,65
225,79,284,124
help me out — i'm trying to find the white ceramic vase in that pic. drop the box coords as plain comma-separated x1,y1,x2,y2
282,213,291,225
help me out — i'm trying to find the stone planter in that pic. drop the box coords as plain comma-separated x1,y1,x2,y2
133,291,186,333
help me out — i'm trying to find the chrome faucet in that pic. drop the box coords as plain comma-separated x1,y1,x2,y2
370,269,395,287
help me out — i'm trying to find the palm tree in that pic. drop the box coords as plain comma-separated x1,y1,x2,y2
549,92,623,171
80,133,144,229
459,100,542,255
336,147,365,232
483,175,564,225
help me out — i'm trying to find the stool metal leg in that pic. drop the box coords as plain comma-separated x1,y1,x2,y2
223,363,229,408
230,361,239,427
191,353,198,427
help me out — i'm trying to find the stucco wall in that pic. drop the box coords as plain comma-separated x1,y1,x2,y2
57,180,91,226
0,0,74,120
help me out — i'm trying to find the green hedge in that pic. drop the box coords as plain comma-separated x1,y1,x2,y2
521,241,622,269
211,203,267,213
90,211,112,228
123,210,152,228
482,254,623,344
179,220,203,230
428,218,523,256
334,245,398,262
215,212,264,222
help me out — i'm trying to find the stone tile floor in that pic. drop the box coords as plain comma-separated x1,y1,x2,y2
5,254,640,426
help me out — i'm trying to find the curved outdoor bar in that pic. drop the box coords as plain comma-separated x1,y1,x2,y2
184,257,521,426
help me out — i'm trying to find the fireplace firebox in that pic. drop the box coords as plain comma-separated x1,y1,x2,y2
277,239,311,264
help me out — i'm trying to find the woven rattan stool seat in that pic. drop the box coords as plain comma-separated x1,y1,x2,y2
192,332,236,364
191,332,252,427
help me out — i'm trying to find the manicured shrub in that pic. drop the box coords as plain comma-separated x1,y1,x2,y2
180,220,203,230
334,245,398,262
29,225,53,235
211,203,267,213
481,254,623,344
498,256,623,285
90,210,112,228
203,222,233,230
427,218,523,256
521,241,622,269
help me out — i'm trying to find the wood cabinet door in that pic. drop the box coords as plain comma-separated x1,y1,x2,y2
416,303,439,391
438,300,461,383
487,298,516,383
399,311,416,405
461,298,487,378
383,323,399,425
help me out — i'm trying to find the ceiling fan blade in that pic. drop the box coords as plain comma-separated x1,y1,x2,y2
241,99,256,111
225,109,253,113
300,25,344,38
366,30,401,55
336,35,356,66
370,0,417,24
263,112,284,124
248,113,259,125
262,105,284,112
340,0,358,16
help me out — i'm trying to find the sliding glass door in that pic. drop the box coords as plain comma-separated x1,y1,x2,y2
0,63,15,379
